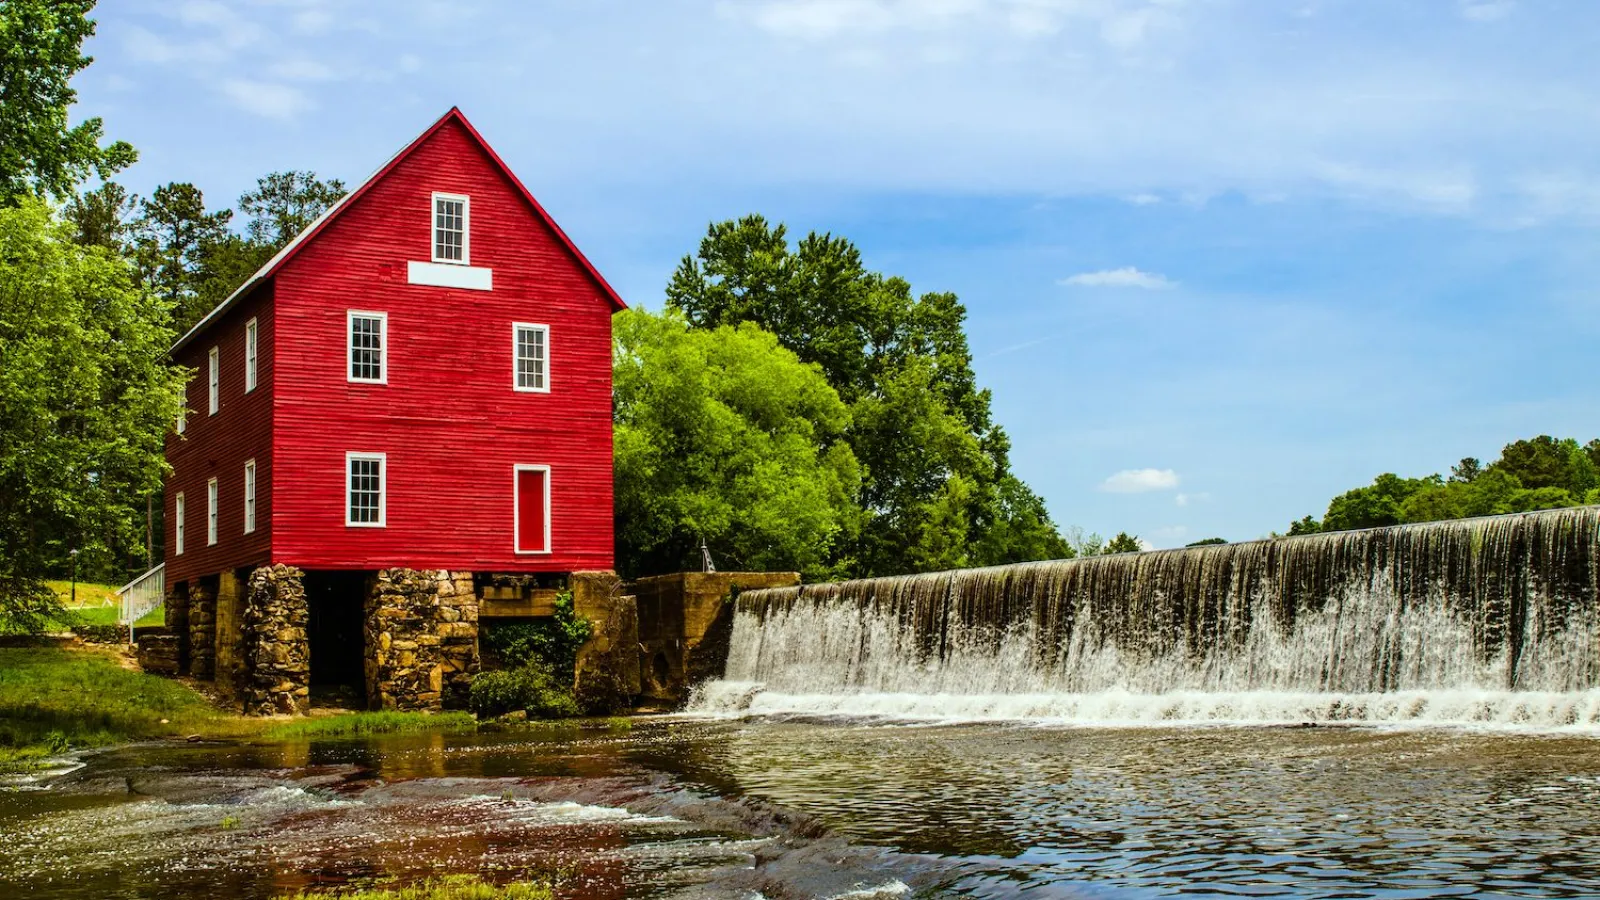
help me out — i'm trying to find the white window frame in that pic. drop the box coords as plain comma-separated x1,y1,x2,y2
206,478,219,546
208,346,220,415
345,451,387,528
175,492,186,556
244,318,259,393
431,192,470,265
512,322,550,393
347,310,388,385
176,406,187,435
243,459,257,534
513,464,552,555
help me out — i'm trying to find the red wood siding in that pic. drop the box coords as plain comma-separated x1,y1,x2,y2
269,118,615,573
164,284,275,585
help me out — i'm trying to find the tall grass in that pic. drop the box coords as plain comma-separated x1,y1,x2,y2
261,711,477,740
276,875,551,900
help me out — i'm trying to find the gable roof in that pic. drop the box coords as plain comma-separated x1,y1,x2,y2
171,107,626,354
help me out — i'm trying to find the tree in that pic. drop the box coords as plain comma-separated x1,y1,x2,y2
1493,436,1576,491
1187,537,1228,546
1449,457,1482,484
666,215,1066,576
131,183,233,332
63,180,134,250
1286,515,1322,536
237,171,346,252
1322,473,1428,531
0,1,134,201
1104,532,1142,554
612,309,861,579
0,198,185,629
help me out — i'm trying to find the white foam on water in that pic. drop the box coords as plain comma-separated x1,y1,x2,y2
690,682,1600,731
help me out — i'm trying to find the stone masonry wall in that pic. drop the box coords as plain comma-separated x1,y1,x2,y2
364,569,478,712
164,584,190,674
241,565,310,716
188,579,217,680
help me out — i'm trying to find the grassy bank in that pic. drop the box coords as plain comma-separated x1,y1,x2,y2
0,646,502,772
261,711,478,740
0,644,251,771
277,875,552,900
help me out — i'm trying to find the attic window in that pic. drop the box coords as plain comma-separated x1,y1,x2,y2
432,193,468,264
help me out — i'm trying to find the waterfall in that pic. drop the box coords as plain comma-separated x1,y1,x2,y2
690,508,1600,727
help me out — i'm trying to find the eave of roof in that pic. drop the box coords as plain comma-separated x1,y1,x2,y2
170,107,627,355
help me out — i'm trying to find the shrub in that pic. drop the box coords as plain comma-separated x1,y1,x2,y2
479,590,591,676
468,662,579,720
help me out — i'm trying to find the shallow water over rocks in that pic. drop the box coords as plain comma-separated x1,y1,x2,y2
4,719,1600,898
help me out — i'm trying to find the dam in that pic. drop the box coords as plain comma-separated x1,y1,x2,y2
693,506,1600,727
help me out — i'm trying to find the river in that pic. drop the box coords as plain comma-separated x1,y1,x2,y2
4,716,1599,898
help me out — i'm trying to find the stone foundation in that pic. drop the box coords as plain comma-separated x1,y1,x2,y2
631,572,801,705
572,571,639,714
163,584,190,673
136,632,180,676
241,565,310,716
188,579,217,680
364,569,478,712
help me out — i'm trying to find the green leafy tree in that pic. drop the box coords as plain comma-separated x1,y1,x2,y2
131,182,233,332
666,215,1066,575
612,309,862,579
238,171,346,251
1104,532,1142,554
0,198,185,629
1286,515,1322,536
1493,436,1578,491
63,180,134,250
1322,473,1429,531
1186,537,1228,546
1449,457,1482,484
0,0,134,202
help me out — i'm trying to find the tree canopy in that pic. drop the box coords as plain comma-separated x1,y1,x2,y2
1286,435,1600,534
0,0,134,202
612,308,862,579
666,215,1069,576
0,198,185,627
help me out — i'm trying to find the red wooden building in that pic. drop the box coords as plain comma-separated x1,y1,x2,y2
157,108,625,711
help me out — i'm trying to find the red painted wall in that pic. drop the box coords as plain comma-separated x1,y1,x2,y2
165,284,275,586
267,118,615,573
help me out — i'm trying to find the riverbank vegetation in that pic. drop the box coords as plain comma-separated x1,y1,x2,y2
259,711,477,741
1286,435,1600,534
0,644,245,771
276,875,553,900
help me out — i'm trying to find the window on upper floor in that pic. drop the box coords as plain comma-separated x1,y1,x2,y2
513,322,548,392
207,478,219,546
243,459,257,534
348,311,387,384
346,452,386,527
208,347,220,415
432,193,468,264
245,318,259,392
175,492,186,556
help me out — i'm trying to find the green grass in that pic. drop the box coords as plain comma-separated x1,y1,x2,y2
0,645,250,771
276,875,552,900
46,580,120,608
260,711,478,741
66,604,164,629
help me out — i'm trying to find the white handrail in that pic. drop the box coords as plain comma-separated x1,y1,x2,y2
116,564,165,643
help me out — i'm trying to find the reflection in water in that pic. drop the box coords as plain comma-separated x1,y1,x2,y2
3,721,1599,898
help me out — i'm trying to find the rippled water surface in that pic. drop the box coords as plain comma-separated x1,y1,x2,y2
4,719,1599,898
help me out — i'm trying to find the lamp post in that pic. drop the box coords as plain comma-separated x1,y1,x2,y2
69,549,79,607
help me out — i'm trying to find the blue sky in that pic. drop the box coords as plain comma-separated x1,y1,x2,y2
76,0,1600,547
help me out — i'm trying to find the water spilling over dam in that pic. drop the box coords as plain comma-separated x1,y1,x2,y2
692,507,1600,727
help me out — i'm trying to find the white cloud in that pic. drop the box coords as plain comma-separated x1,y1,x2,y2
1461,1,1514,22
1060,266,1175,289
220,79,311,119
1174,492,1212,507
1100,468,1180,493
1125,192,1162,205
